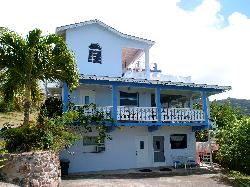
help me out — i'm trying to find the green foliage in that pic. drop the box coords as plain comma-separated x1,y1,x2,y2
0,140,7,168
66,103,115,143
0,103,114,153
217,117,250,173
217,98,250,116
0,28,79,124
0,94,23,112
38,97,63,123
195,130,208,142
229,170,250,186
195,101,250,174
0,121,79,153
210,101,243,129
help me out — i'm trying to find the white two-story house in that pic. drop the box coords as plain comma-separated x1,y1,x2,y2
57,19,231,173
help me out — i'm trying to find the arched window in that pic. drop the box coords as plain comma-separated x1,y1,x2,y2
88,43,102,64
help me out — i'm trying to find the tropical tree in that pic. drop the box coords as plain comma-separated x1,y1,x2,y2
0,29,79,124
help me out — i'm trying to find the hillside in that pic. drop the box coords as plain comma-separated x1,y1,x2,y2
215,98,250,115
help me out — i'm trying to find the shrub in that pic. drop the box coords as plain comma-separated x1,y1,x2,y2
39,97,63,118
217,118,250,174
0,121,78,153
38,97,63,124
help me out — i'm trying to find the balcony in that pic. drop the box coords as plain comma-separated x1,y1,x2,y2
73,105,205,124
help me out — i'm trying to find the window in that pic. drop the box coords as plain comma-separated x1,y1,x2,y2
155,141,161,150
170,134,187,149
83,136,97,146
120,91,138,106
140,141,144,149
88,43,102,64
85,96,90,104
83,136,105,153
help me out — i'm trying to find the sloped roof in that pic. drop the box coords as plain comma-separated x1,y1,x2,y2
56,19,155,46
79,75,231,93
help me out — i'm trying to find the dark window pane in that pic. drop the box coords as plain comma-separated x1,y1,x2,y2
156,141,160,150
88,43,102,64
85,96,90,104
120,91,138,106
140,141,144,149
170,134,187,149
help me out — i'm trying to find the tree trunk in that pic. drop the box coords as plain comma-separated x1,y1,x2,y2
23,100,30,125
23,84,31,125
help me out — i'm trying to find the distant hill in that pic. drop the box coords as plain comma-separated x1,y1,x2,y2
215,98,250,116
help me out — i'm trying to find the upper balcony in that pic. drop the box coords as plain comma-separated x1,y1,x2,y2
73,105,205,125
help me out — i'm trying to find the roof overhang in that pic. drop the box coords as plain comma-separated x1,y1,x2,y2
78,75,231,95
56,19,155,47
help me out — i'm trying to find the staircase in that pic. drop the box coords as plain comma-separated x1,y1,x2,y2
201,152,212,166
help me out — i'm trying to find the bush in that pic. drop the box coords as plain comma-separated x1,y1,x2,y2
39,97,63,118
0,121,78,153
217,118,250,174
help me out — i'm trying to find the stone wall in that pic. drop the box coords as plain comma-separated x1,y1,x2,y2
0,151,61,187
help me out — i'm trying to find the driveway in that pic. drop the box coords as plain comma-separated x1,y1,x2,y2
61,167,235,187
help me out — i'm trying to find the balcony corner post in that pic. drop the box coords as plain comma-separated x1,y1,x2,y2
63,81,69,112
145,47,150,80
155,87,162,124
112,84,118,121
201,91,209,128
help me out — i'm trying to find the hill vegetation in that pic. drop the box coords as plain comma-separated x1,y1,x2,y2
215,98,250,115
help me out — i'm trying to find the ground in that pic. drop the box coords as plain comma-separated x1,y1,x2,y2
60,167,239,187
0,112,37,128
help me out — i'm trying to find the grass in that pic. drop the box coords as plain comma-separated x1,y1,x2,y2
229,170,250,187
0,111,37,128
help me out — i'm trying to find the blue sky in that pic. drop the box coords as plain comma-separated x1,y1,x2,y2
178,0,250,26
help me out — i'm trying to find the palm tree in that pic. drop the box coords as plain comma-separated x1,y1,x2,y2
0,29,79,125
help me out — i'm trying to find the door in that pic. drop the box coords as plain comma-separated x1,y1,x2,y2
80,89,96,104
135,136,149,167
153,136,165,163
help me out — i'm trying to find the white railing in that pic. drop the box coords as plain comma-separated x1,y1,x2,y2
117,106,158,121
161,108,204,122
73,105,205,122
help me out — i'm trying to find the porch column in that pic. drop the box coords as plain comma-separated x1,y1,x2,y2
112,85,118,121
155,87,162,123
145,48,150,80
201,91,209,128
63,82,69,112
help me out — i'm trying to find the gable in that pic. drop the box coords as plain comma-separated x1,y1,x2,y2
56,19,155,47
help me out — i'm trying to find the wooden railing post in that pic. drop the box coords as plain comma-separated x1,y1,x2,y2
155,87,162,124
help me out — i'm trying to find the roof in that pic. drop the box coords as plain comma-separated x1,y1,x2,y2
56,19,155,46
79,75,231,93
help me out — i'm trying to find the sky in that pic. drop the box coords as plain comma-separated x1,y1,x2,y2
1,0,250,100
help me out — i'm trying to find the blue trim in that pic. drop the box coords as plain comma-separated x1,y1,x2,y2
148,125,160,132
155,87,162,124
192,125,206,131
201,91,209,128
79,79,225,93
112,85,118,121
63,82,69,112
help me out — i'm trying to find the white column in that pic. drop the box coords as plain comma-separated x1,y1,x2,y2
144,48,150,80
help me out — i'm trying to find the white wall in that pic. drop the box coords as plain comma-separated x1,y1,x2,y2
71,85,152,107
66,24,149,77
60,126,196,173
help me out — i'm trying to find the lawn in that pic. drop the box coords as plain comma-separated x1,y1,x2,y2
229,170,250,187
0,112,37,128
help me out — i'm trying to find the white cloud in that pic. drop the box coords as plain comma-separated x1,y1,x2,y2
0,0,250,99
